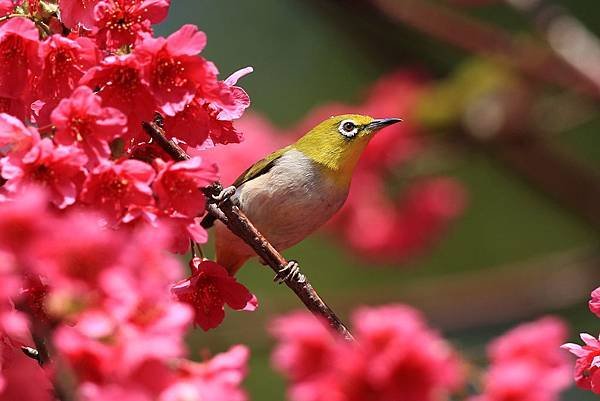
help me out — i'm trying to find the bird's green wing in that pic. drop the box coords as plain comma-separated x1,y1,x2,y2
232,146,290,187
201,146,289,229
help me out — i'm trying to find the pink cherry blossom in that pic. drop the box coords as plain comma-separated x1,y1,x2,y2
163,95,244,149
590,287,600,318
51,86,127,164
34,35,99,124
93,0,170,50
80,54,156,145
80,159,156,225
562,333,600,394
152,157,217,217
136,24,210,116
171,258,257,331
58,0,101,28
0,135,87,209
0,18,39,100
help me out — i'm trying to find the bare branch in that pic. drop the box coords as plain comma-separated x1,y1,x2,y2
142,120,355,341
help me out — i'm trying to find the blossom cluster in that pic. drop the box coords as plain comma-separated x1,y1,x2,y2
562,286,600,394
270,305,465,401
204,72,466,263
270,308,572,401
0,0,257,399
0,0,251,253
0,189,250,401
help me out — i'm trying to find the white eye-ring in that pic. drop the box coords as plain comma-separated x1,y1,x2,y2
338,119,358,138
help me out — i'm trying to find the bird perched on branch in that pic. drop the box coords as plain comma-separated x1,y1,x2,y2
204,114,401,281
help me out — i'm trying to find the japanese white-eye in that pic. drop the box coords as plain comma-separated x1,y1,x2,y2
211,114,401,276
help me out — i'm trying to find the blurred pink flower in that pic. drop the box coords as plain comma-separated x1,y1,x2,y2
488,316,570,390
163,345,249,401
475,317,571,401
471,362,559,401
269,312,337,382
590,287,600,318
0,188,49,256
562,333,600,394
171,258,257,331
270,304,464,401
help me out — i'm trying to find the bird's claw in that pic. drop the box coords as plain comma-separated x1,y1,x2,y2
212,186,236,204
274,260,305,284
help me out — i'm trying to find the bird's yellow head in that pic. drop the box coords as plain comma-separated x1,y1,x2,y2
293,114,401,186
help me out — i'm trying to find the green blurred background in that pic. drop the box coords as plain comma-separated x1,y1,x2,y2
158,1,600,400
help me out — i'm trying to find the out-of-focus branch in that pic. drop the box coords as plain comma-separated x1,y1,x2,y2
306,0,600,99
505,0,600,94
142,120,355,341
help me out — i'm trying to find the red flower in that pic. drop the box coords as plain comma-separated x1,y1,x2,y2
164,99,243,149
51,86,127,164
152,157,217,217
163,66,251,149
80,54,155,145
590,287,600,318
58,0,101,29
562,333,600,394
80,159,156,225
93,0,170,50
136,24,210,116
171,258,257,331
1,135,87,209
0,18,40,100
34,35,98,124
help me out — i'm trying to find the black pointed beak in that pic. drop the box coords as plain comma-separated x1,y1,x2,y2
367,118,402,131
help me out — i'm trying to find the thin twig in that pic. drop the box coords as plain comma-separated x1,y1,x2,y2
142,120,355,341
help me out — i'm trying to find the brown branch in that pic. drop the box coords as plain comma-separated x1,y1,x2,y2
142,120,355,341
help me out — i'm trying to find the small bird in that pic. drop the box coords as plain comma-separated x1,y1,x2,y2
208,114,401,281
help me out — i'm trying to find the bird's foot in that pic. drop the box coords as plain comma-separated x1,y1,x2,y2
212,185,236,204
274,260,305,284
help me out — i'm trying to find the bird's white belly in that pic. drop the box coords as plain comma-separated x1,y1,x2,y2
233,149,348,251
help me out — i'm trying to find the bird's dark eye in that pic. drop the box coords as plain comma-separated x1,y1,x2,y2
338,119,358,137
342,121,356,132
